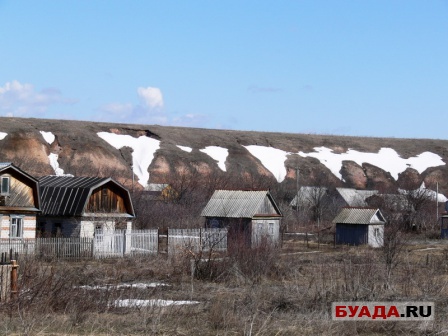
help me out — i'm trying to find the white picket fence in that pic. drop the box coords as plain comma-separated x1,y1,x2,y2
93,229,158,258
168,228,227,254
0,228,227,259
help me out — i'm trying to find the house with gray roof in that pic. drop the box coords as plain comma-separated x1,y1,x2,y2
335,188,379,207
38,176,135,237
201,190,282,247
290,186,329,209
333,207,386,248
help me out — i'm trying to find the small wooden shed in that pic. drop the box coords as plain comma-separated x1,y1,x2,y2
201,190,282,247
440,201,448,238
333,207,386,248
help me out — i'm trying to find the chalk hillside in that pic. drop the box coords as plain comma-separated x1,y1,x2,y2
0,117,447,195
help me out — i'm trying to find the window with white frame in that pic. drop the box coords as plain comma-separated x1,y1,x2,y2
1,176,10,195
268,223,274,235
374,228,380,238
10,216,24,238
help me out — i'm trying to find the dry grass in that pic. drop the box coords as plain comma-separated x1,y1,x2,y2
1,236,448,335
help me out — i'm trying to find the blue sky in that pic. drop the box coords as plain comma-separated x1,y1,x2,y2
1,1,448,139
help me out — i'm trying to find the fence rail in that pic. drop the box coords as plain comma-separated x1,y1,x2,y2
0,228,226,260
38,237,93,260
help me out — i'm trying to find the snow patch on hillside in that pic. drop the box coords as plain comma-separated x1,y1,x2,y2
48,153,73,176
177,145,192,153
243,145,445,182
298,147,445,180
97,132,160,188
200,146,229,171
0,132,7,140
244,146,290,182
40,131,55,145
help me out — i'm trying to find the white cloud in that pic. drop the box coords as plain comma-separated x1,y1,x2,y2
137,87,164,108
98,86,208,127
0,80,76,117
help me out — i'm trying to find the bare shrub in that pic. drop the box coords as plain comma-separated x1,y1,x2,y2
227,236,279,284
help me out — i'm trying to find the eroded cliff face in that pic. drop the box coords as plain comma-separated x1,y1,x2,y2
0,117,447,195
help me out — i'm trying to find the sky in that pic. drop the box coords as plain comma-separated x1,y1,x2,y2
1,1,448,139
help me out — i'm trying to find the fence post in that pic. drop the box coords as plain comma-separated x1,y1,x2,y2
122,230,127,258
92,234,96,258
10,260,18,300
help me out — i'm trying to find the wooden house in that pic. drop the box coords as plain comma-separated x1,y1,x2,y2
335,188,379,207
0,163,41,239
143,183,177,201
201,190,283,247
290,186,329,209
333,207,386,248
38,176,135,238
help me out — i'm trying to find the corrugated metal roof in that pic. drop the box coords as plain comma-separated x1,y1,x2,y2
201,190,281,218
39,176,134,217
336,188,378,207
333,207,386,225
290,186,328,207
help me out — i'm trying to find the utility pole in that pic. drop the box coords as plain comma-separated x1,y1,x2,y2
295,166,299,212
131,164,134,193
436,182,439,222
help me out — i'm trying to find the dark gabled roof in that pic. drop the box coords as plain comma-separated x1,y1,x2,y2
0,162,40,211
39,176,134,217
0,162,39,184
201,190,282,218
333,207,386,225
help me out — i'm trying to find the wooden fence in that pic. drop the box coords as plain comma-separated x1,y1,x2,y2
0,228,226,260
0,254,18,302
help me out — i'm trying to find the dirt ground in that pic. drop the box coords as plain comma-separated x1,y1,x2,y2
1,235,448,335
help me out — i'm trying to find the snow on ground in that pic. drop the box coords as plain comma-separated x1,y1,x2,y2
40,131,55,145
113,299,200,308
97,132,160,188
298,147,445,180
79,282,169,290
177,145,192,153
243,145,290,182
200,146,229,171
0,132,7,140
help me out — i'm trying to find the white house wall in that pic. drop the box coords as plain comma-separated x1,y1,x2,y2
251,219,280,246
80,220,115,237
0,215,36,239
37,217,130,238
368,224,384,248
